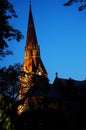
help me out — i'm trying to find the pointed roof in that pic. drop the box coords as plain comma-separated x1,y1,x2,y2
23,3,48,77
53,73,65,88
26,3,38,46
53,72,58,85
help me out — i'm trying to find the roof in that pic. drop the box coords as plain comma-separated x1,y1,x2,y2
27,77,86,98
26,4,38,46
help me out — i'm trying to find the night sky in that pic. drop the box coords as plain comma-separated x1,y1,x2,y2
1,0,86,83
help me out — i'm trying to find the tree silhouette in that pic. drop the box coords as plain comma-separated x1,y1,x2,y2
0,63,21,130
0,63,21,99
63,0,86,11
0,0,24,59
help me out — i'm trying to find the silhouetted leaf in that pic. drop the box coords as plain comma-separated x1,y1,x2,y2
0,0,24,59
63,0,86,11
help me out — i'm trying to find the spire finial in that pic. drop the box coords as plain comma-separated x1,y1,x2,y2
29,0,31,6
29,1,32,11
55,72,58,77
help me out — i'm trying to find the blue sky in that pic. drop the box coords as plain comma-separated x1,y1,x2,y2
1,0,86,83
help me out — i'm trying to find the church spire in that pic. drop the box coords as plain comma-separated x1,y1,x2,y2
22,3,48,76
26,3,38,46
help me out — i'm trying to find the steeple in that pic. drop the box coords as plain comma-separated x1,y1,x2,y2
26,3,37,47
22,4,47,77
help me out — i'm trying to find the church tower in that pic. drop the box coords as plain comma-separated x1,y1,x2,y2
18,3,48,114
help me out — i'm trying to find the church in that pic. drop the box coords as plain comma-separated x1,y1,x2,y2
17,3,86,130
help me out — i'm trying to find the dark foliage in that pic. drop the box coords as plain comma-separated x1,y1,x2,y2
0,63,21,130
63,0,86,11
0,0,24,59
0,63,21,99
